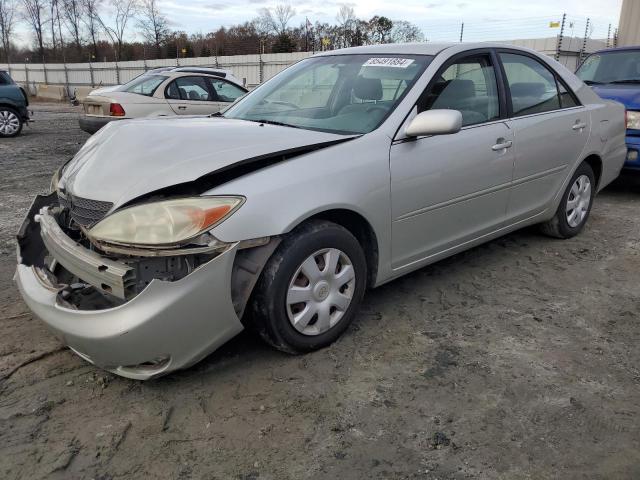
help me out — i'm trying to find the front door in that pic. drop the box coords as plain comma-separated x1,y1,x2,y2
391,52,515,269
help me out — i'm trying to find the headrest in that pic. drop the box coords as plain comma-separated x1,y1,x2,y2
442,79,475,98
354,76,382,101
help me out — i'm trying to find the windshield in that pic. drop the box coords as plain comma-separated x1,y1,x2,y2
117,74,166,96
223,54,432,134
577,50,640,84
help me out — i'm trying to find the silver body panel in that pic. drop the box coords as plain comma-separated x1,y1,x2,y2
17,43,627,378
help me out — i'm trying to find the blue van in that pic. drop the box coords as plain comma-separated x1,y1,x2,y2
576,46,640,170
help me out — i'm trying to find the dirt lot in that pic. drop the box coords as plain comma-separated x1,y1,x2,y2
0,103,639,480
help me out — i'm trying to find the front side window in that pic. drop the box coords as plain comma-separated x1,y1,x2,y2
420,53,500,127
206,78,246,103
500,53,561,116
577,50,640,85
166,76,212,101
119,74,166,96
224,54,432,134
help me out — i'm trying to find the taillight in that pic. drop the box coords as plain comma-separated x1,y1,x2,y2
109,103,126,117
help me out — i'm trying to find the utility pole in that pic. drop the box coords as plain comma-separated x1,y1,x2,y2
555,13,566,61
459,22,464,43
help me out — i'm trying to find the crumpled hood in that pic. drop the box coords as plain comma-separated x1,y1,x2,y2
60,116,350,208
592,84,640,110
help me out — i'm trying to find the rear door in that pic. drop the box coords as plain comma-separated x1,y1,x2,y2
165,75,220,115
498,51,590,221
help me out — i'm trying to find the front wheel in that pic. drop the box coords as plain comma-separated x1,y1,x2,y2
249,220,367,354
0,107,23,138
540,162,595,239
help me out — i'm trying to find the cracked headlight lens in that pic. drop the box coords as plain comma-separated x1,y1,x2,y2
88,196,244,246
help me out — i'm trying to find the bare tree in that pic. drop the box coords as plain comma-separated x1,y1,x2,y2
97,0,138,60
49,0,59,55
0,0,17,62
256,4,295,36
390,20,423,43
336,4,355,48
81,0,102,59
137,0,168,55
62,0,83,53
22,0,47,61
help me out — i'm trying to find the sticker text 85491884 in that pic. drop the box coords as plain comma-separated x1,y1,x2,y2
363,58,415,68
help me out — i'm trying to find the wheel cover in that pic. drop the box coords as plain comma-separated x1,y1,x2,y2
286,248,356,336
0,110,20,135
566,174,592,228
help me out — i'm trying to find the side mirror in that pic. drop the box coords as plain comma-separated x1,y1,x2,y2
405,109,463,137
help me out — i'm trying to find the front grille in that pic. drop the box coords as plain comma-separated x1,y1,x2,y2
58,192,113,227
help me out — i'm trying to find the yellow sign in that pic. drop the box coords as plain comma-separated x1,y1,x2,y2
181,48,187,53
321,37,330,46
549,21,560,28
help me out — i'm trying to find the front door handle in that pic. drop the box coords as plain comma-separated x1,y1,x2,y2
178,106,187,110
572,121,587,131
492,139,513,151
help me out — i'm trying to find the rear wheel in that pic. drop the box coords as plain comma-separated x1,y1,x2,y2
249,220,367,354
0,107,23,138
540,162,595,239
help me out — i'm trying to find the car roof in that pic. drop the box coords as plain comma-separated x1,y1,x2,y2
314,43,457,57
592,45,640,54
313,42,554,58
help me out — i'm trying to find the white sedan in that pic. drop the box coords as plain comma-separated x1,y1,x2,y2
79,67,248,134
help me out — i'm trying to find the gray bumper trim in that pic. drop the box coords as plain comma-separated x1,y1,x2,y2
37,207,133,299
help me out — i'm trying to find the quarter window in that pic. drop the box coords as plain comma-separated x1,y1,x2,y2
420,54,500,127
500,53,562,116
166,76,212,101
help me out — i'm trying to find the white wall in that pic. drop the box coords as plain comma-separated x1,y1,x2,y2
0,38,606,95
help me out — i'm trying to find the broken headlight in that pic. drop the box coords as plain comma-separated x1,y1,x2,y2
87,196,244,247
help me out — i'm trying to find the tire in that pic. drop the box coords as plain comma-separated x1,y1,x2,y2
249,220,367,354
0,107,23,138
540,162,595,239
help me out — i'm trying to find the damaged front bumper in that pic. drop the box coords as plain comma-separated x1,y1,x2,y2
14,194,244,380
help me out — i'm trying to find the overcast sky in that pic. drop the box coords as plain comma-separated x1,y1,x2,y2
14,0,624,45
160,0,623,40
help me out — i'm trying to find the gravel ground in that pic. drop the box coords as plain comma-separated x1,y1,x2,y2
0,103,639,480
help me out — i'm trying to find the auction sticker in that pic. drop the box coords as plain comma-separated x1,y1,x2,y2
363,57,415,68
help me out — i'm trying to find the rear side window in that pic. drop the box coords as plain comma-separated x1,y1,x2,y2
0,72,9,85
500,53,561,116
420,53,500,127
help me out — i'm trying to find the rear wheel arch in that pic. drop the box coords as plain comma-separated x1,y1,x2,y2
582,154,602,189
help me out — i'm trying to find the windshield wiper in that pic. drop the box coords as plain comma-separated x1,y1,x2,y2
209,111,224,117
252,119,301,129
609,79,640,84
583,80,604,85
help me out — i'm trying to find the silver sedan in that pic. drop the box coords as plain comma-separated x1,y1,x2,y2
15,43,626,379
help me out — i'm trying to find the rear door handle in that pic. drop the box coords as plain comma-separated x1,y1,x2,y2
178,106,187,110
492,140,513,151
572,121,587,131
